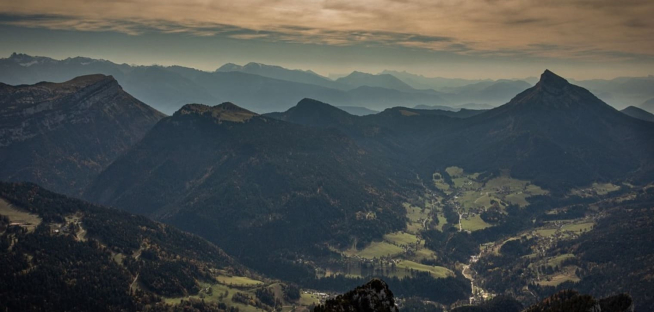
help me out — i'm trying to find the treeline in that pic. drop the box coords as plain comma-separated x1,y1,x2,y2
0,225,138,311
0,182,250,311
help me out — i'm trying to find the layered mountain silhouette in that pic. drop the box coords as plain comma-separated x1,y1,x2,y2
269,71,654,191
337,106,379,116
336,71,417,92
622,106,654,122
216,62,347,90
441,79,533,105
640,97,654,113
84,101,413,273
381,70,490,91
419,70,654,190
574,75,654,109
0,53,449,113
0,74,164,196
3,53,594,115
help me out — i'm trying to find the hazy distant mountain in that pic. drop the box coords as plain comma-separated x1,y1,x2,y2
0,53,130,84
336,71,418,92
441,79,532,105
622,106,654,122
0,53,218,114
216,62,347,90
0,75,164,196
640,98,654,113
423,70,654,191
337,106,379,116
573,76,654,109
456,103,496,110
381,70,490,91
1,53,455,114
381,69,533,106
85,101,412,276
347,86,447,109
176,70,355,112
413,104,457,111
0,182,245,311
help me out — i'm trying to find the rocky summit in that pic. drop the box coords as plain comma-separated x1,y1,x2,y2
314,279,398,312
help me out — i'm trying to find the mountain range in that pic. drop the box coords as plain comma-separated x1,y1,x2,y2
83,101,417,279
268,71,654,191
0,53,572,115
1,66,654,311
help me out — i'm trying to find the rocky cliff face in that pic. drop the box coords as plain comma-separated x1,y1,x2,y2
314,279,398,312
0,74,164,195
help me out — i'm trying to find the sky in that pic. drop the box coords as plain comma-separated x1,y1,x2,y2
1,0,653,79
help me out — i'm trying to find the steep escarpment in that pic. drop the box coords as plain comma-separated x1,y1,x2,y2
0,75,164,195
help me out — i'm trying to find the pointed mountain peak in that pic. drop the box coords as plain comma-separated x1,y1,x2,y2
537,69,570,92
499,70,619,113
175,102,257,122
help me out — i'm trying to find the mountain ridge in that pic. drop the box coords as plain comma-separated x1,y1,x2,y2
0,74,164,195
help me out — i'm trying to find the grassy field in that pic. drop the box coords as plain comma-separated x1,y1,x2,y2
395,260,454,278
405,204,429,222
546,254,575,267
534,227,558,237
384,232,419,246
562,222,594,233
215,275,263,286
433,173,451,193
299,293,320,306
538,266,580,287
414,248,438,261
0,198,42,233
404,204,431,234
441,167,548,214
435,214,448,231
457,192,505,211
533,221,594,239
571,183,621,197
345,241,404,259
445,166,464,178
164,282,261,312
460,214,492,231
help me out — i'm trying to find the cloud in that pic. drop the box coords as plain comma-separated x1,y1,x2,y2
0,0,652,60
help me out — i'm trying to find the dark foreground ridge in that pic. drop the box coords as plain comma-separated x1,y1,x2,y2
320,280,633,312
314,279,398,312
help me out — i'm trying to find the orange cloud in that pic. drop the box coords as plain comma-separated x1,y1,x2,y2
0,0,652,60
